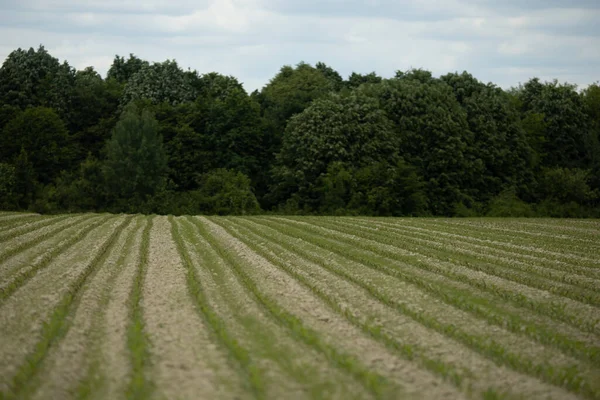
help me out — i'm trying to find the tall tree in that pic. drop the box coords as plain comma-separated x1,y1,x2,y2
102,105,167,203
441,72,534,201
1,107,72,184
515,78,590,169
271,92,399,209
0,45,75,117
120,60,197,107
361,71,479,214
106,54,149,84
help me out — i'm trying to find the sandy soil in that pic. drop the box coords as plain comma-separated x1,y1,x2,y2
0,216,121,393
177,216,368,400
201,217,468,400
141,216,240,400
30,216,134,399
228,217,588,400
277,217,600,335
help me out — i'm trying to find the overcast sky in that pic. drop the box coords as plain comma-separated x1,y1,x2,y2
1,0,599,92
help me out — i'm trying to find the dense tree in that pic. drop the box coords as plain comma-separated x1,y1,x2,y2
107,54,149,84
120,60,197,107
346,72,382,89
514,78,590,169
1,107,72,184
441,72,534,201
69,67,121,161
0,44,598,217
0,45,75,117
271,92,399,210
102,105,167,205
361,72,478,214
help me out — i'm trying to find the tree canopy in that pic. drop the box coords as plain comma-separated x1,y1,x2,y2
0,45,598,217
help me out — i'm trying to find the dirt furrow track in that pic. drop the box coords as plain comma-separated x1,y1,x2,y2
0,213,597,400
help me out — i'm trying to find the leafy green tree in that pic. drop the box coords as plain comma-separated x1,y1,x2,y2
271,92,399,210
107,54,149,84
315,62,344,91
581,83,600,190
346,72,382,89
196,169,260,215
259,62,337,130
515,78,590,168
159,74,263,191
0,45,75,116
102,105,168,204
441,72,534,201
361,72,478,215
69,67,121,161
1,107,72,184
120,60,197,107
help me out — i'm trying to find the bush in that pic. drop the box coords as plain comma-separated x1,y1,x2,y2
487,189,535,217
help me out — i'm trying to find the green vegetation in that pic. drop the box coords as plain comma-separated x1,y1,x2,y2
0,46,599,216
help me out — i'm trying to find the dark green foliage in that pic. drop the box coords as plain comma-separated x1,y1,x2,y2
486,189,535,217
195,169,261,215
107,54,149,84
346,72,382,89
0,45,598,217
1,107,72,184
514,78,590,169
441,72,534,201
0,163,16,209
271,92,399,210
362,72,477,215
0,45,75,117
120,60,197,107
102,105,168,206
314,160,428,216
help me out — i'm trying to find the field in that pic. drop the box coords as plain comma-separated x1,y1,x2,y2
0,213,599,400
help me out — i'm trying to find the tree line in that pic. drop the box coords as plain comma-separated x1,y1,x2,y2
0,45,599,217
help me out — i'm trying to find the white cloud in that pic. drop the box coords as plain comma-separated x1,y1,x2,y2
0,0,598,92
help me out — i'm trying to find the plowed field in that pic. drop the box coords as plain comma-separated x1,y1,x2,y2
1,213,599,399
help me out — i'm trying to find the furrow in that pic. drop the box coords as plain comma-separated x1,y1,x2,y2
140,216,245,400
194,216,404,400
438,219,600,246
271,217,600,336
0,215,114,302
236,218,600,365
28,217,137,400
0,214,94,268
124,216,154,400
313,218,600,304
236,217,598,399
0,214,44,231
357,218,600,277
176,216,364,399
379,218,600,267
0,215,131,399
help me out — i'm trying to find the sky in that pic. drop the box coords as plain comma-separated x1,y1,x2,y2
0,0,599,92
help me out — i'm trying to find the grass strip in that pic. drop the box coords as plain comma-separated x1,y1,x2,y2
76,216,144,400
124,216,154,400
170,216,266,399
329,218,600,299
1,216,133,400
245,218,600,366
